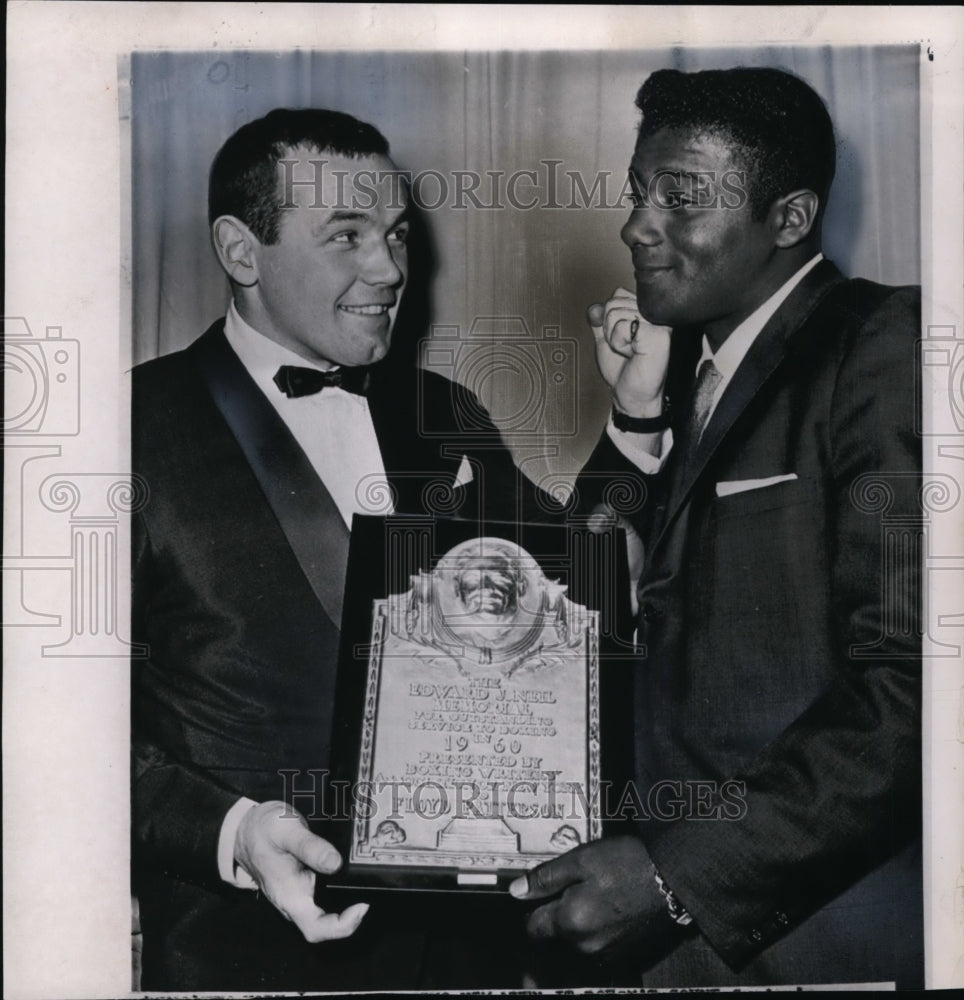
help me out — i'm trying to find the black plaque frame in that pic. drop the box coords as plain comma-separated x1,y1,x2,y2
322,514,634,898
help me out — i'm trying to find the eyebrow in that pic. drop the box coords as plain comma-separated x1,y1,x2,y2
325,210,372,225
317,207,411,227
309,207,411,242
628,164,718,183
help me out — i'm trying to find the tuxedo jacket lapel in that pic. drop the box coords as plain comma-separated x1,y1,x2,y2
655,260,847,551
366,366,465,513
190,321,349,630
189,327,467,631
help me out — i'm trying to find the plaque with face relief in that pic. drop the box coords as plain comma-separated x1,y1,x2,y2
325,516,630,894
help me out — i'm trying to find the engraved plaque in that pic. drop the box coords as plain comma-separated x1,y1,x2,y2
333,528,605,890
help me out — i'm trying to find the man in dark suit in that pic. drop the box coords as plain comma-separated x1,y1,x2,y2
511,67,922,988
132,108,549,991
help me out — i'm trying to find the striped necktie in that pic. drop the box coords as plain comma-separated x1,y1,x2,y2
679,357,723,473
690,358,723,441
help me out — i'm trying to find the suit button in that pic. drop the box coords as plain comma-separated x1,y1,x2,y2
640,603,662,623
749,928,763,943
774,911,789,926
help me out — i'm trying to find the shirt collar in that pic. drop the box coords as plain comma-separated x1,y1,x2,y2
700,253,824,377
223,300,338,381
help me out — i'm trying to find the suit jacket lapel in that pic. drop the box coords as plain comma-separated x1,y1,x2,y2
190,321,349,630
366,365,464,513
655,260,846,550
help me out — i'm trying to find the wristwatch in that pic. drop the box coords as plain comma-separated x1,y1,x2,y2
654,867,693,926
611,399,672,433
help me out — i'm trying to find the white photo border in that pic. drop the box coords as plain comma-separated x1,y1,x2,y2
4,4,963,995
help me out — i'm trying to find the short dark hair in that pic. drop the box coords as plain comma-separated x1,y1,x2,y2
636,67,836,221
208,107,390,244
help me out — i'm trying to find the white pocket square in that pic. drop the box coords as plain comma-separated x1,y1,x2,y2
453,454,475,488
716,473,797,497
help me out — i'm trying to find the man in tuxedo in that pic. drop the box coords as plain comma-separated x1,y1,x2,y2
512,67,923,988
132,108,549,991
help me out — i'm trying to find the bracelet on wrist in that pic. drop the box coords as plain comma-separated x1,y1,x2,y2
611,399,672,433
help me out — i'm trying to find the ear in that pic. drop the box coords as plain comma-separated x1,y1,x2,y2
211,215,260,287
770,189,820,249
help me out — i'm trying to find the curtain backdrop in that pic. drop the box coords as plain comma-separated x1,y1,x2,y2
129,46,920,481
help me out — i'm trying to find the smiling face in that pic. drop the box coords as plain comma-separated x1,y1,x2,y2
621,128,792,348
238,149,409,367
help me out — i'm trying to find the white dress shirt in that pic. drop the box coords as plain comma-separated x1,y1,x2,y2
223,301,393,526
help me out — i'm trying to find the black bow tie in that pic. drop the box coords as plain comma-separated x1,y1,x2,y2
273,364,370,398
